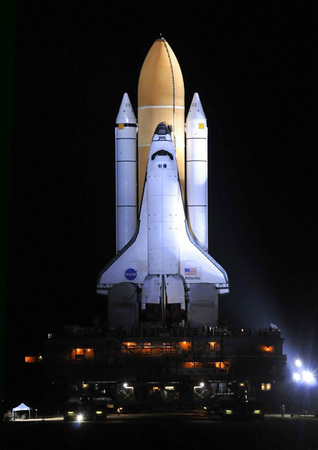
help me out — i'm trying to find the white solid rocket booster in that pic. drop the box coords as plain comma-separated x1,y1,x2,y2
115,93,138,253
186,93,208,251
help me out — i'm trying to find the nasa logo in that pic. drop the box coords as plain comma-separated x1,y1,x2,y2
125,268,137,281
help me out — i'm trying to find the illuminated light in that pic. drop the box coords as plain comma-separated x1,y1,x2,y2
182,362,195,368
194,383,205,391
95,410,103,415
153,386,160,391
67,411,75,415
198,123,204,129
76,414,84,422
224,409,233,415
165,386,175,391
260,345,274,353
302,370,315,384
85,348,95,359
261,383,271,391
75,348,84,355
215,362,225,369
85,348,94,357
72,348,95,360
293,372,301,382
295,359,302,368
82,383,89,389
25,356,37,363
253,409,262,415
118,123,124,130
123,383,128,388
179,341,191,350
123,342,137,347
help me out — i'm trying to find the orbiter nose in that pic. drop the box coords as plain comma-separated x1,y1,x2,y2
154,122,171,138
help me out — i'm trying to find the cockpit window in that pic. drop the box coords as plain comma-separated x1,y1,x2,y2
151,150,173,160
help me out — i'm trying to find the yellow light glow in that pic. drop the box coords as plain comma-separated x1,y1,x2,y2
84,348,95,359
215,362,225,369
199,123,204,129
260,345,274,353
123,342,137,347
75,348,84,355
179,341,191,350
25,356,37,363
71,348,95,360
182,362,194,368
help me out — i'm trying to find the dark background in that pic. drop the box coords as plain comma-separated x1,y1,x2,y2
4,1,318,380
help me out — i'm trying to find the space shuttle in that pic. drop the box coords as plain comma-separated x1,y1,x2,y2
97,38,229,329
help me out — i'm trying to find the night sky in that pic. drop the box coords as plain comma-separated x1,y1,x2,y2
4,2,318,368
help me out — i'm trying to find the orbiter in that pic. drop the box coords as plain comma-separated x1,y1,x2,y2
97,37,229,328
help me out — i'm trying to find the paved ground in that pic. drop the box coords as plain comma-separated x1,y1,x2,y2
2,413,318,449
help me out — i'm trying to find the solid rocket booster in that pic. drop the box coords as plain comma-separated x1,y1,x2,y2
115,93,137,252
137,38,185,203
186,93,208,251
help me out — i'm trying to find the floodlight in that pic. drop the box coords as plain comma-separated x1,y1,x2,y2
302,370,315,384
293,372,301,382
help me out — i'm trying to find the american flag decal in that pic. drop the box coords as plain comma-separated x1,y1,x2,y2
185,267,197,275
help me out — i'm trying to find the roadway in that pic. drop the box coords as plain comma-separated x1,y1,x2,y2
2,412,318,449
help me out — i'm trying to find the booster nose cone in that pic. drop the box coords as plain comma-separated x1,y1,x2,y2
116,93,136,124
186,93,206,122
